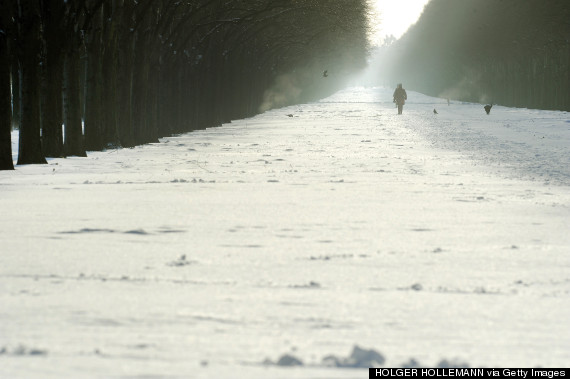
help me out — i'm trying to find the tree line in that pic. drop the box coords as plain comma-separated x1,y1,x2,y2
0,0,370,170
378,0,570,111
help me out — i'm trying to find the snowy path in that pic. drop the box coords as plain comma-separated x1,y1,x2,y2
1,87,569,377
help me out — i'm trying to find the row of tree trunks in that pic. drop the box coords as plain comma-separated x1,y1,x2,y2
1,0,370,170
476,50,569,111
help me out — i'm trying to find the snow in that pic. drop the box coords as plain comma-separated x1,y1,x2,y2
1,87,569,377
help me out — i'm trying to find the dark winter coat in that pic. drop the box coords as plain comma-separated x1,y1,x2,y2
393,87,407,105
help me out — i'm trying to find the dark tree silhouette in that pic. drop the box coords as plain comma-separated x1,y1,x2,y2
40,0,65,157
16,0,47,165
0,0,370,170
0,1,14,170
83,1,105,151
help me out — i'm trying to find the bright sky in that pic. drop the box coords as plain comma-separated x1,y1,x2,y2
370,0,431,45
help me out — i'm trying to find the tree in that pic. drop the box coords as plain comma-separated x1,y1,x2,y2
16,0,47,165
84,2,105,151
60,1,105,156
40,0,65,157
0,1,14,170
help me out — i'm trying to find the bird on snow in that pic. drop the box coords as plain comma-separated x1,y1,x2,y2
484,104,493,114
286,114,294,118
323,70,328,78
433,109,438,114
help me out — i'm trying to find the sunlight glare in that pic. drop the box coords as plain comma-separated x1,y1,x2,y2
371,0,431,45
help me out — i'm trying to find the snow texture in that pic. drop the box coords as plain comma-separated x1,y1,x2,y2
1,87,569,377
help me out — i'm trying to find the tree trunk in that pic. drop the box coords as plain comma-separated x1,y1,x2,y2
10,58,21,130
116,37,135,148
102,48,120,147
17,0,47,165
39,0,65,157
63,49,87,157
132,62,149,144
41,43,65,157
0,21,14,170
84,6,104,151
132,32,154,145
100,10,120,147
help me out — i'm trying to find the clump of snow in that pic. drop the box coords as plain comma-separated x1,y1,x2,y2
399,357,470,368
437,359,470,368
322,345,386,368
265,345,386,368
167,254,194,267
277,354,304,366
266,345,472,369
263,354,304,366
0,345,47,356
410,283,423,291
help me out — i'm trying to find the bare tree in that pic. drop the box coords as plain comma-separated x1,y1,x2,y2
0,1,14,170
16,0,47,165
40,0,65,157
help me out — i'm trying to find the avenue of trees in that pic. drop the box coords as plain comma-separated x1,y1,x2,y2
379,0,570,111
0,0,370,170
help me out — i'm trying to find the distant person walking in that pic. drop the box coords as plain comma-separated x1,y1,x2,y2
393,83,407,115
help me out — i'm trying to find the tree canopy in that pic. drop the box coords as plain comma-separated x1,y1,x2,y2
0,0,370,170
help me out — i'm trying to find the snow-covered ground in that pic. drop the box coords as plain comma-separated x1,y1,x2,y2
1,87,569,378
